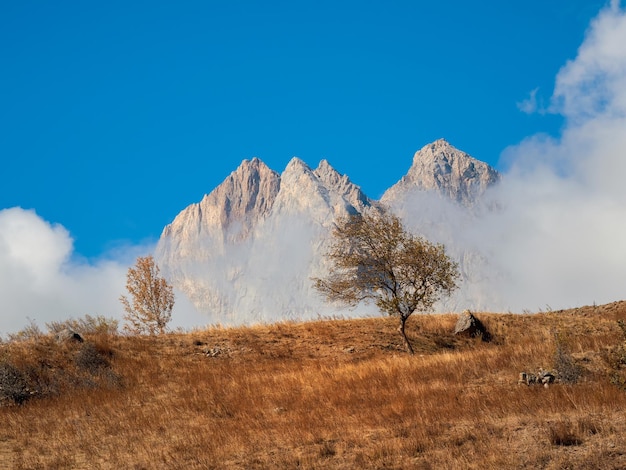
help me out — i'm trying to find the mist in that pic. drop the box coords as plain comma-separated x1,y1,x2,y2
395,2,626,313
488,2,626,311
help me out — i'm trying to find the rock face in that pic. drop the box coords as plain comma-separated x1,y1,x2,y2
381,139,500,207
159,158,280,256
453,310,490,340
157,139,501,325
156,157,378,324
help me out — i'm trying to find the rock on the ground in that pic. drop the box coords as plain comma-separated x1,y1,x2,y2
454,310,489,340
55,329,83,344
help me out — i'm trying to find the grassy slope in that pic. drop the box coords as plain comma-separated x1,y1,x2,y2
2,302,626,469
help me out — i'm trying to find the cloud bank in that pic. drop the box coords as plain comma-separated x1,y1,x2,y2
0,208,202,335
480,2,626,311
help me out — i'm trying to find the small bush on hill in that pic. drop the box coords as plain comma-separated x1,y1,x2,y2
6,318,44,343
46,314,119,337
0,333,121,407
0,361,31,405
604,319,626,389
75,342,111,374
547,420,583,446
553,331,582,384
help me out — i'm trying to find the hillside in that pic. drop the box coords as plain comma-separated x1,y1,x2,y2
2,303,626,469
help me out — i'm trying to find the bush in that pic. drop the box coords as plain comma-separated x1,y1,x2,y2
46,314,119,337
6,319,44,343
75,342,111,374
0,361,31,405
553,331,582,384
0,334,122,407
604,320,626,389
548,420,583,446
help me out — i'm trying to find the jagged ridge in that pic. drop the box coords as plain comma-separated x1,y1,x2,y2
157,140,500,323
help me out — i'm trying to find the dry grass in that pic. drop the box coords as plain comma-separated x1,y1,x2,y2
2,302,626,469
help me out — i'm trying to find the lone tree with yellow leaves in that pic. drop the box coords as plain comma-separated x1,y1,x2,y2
120,255,174,335
313,210,460,354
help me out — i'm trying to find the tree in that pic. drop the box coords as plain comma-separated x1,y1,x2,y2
313,210,460,354
120,255,174,335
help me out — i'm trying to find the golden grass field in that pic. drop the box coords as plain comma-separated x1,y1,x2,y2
2,302,626,469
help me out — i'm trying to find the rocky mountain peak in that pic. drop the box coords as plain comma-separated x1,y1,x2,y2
199,157,280,234
159,156,280,248
381,139,500,207
314,159,343,186
157,141,501,323
284,156,311,174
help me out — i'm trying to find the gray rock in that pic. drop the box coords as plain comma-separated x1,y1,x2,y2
454,310,489,340
518,369,557,387
55,329,83,344
538,369,556,387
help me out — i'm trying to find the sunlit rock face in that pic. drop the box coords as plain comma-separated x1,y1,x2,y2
157,140,501,324
381,139,500,207
156,156,378,324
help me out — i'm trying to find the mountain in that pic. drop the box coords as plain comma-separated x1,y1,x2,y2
156,156,379,324
159,157,279,253
381,138,500,207
156,140,501,324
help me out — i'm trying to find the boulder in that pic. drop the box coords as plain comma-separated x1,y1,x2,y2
55,329,84,344
454,310,490,340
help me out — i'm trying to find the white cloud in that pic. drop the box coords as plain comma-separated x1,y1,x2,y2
0,207,202,335
517,87,541,114
0,208,126,334
479,2,626,311
551,2,626,124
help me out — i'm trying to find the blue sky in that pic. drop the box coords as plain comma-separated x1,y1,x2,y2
0,0,608,259
3,1,626,333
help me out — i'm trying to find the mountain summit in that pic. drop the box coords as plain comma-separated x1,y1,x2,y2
381,139,500,207
156,156,376,323
157,140,500,323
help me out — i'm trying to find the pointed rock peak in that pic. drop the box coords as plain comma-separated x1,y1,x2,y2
314,159,341,179
316,159,334,172
416,139,463,159
430,138,453,149
313,160,350,186
221,158,280,190
284,156,312,174
236,156,272,173
382,140,500,207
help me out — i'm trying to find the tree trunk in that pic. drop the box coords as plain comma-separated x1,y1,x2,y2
398,315,414,355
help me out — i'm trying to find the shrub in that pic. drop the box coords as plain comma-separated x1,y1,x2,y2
553,331,582,384
0,361,31,405
46,314,119,337
75,342,111,374
548,420,583,446
6,319,44,343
